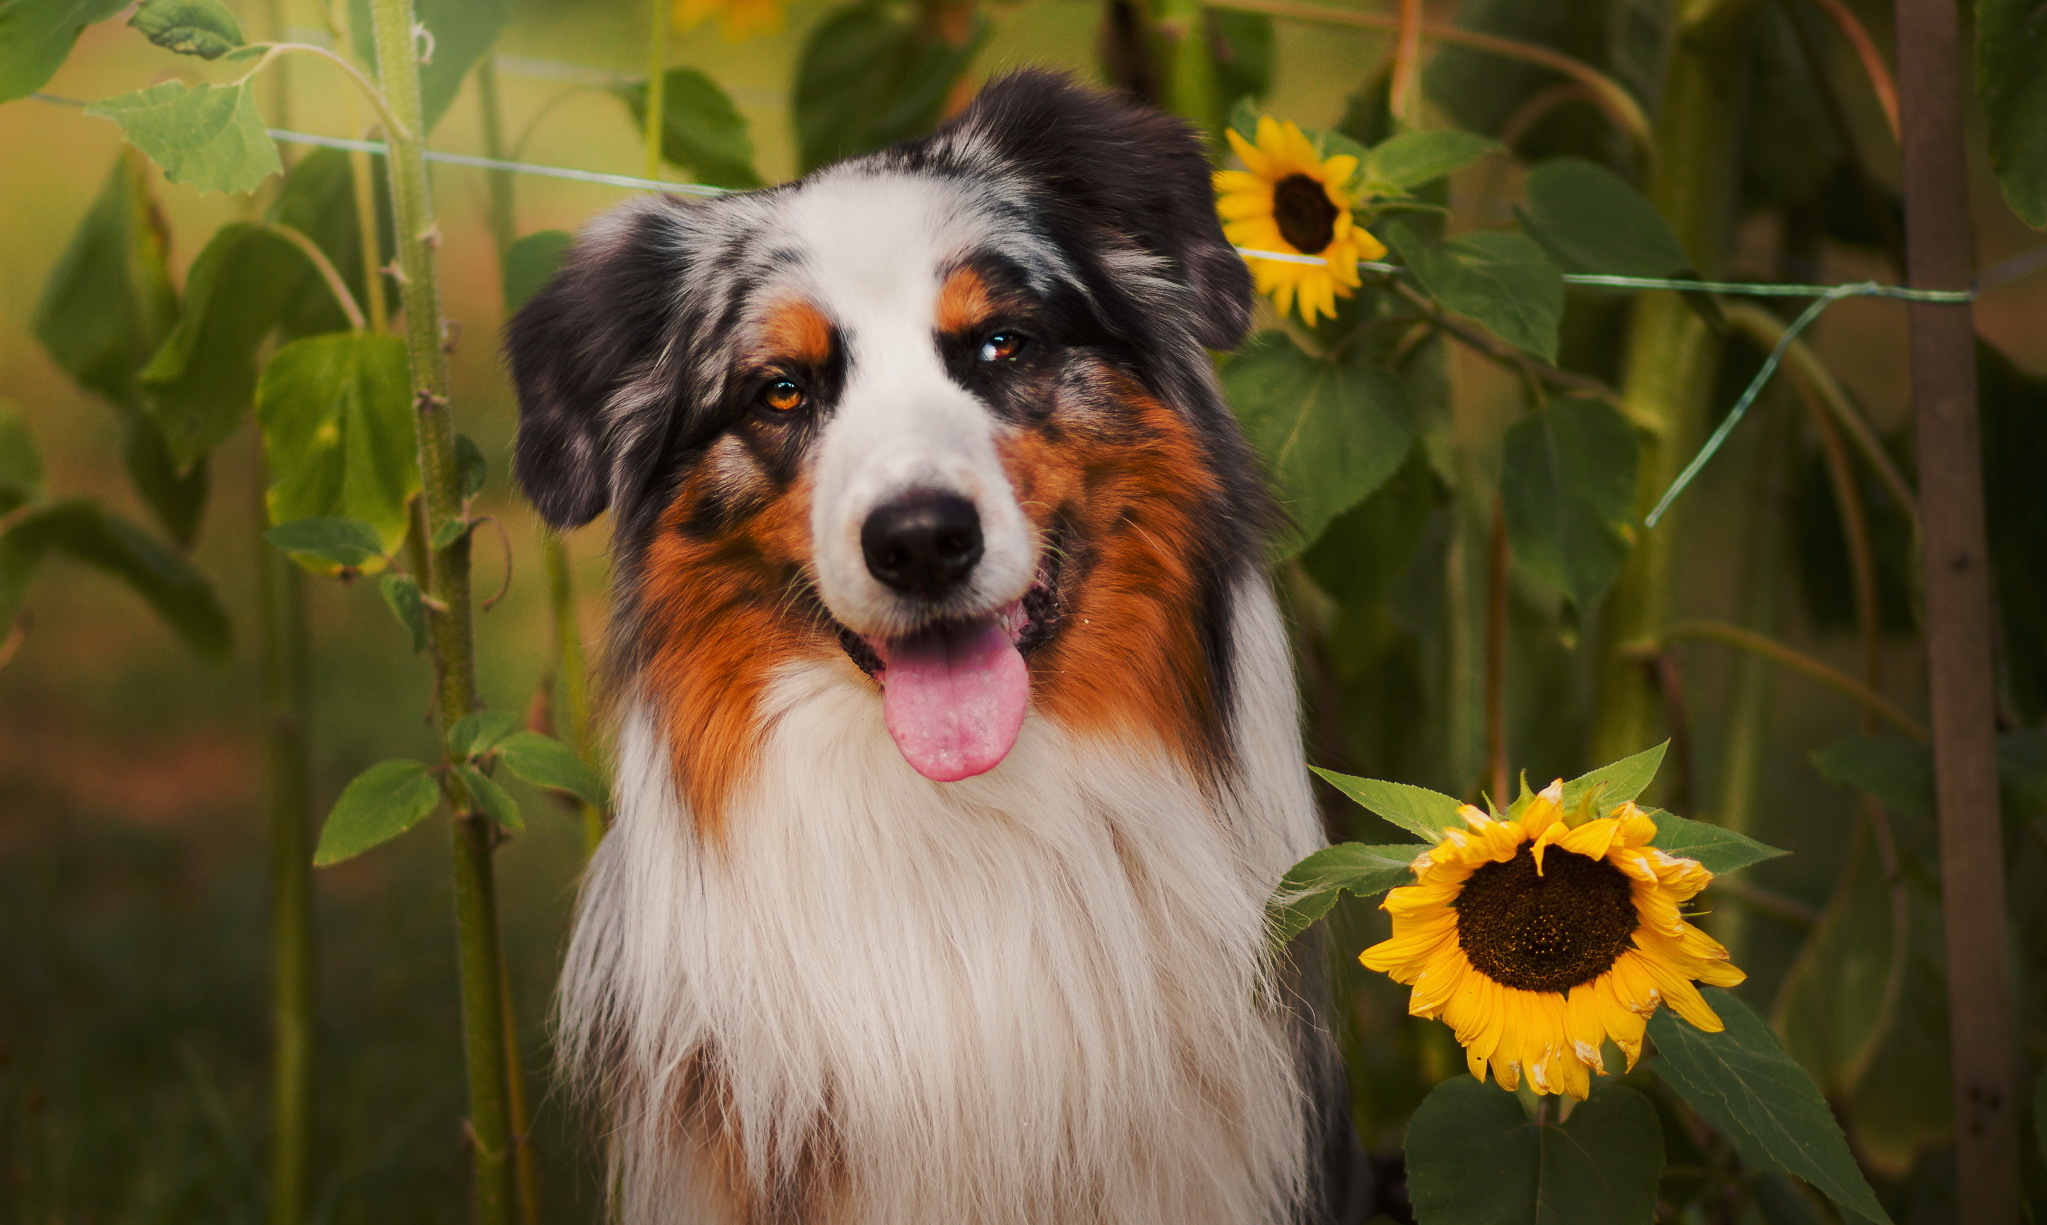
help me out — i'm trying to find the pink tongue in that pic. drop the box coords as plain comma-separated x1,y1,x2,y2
876,618,1029,782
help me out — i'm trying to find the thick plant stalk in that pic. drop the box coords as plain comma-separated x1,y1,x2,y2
366,0,515,1219
643,0,669,180
1891,0,2021,1217
258,489,315,1225
1585,32,1740,766
1155,0,1222,139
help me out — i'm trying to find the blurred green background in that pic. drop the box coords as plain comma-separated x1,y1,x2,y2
2,0,2045,1218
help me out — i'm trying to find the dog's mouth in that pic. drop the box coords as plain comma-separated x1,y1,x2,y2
833,551,1062,783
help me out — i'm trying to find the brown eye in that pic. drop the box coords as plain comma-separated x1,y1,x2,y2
760,378,805,413
979,331,1027,363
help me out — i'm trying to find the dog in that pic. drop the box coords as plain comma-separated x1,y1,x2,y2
506,70,1366,1225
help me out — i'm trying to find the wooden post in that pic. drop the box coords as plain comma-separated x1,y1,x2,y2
1890,1,2020,1220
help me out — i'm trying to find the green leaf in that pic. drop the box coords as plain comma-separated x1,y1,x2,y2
1774,829,1899,1098
0,0,128,103
497,730,608,809
1387,221,1563,361
33,152,179,413
1810,734,1934,822
378,572,426,652
87,80,281,195
1559,741,1666,815
0,403,42,516
1649,987,1893,1225
256,332,418,562
1517,157,1688,278
32,153,211,544
264,516,384,569
430,516,471,551
502,229,570,313
793,1,986,173
1267,841,1424,949
1501,396,1639,611
617,68,760,189
454,762,522,832
129,0,244,58
448,709,520,759
1311,767,1466,841
1405,1078,1665,1225
1364,128,1499,192
1222,332,1413,556
138,222,307,468
268,147,393,341
1300,444,1434,610
1978,0,2047,227
0,498,231,658
1641,811,1787,876
454,433,486,502
313,759,441,865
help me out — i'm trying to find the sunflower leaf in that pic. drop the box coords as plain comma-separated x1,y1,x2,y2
1516,157,1688,278
1266,842,1425,951
1311,767,1466,841
313,759,441,866
1640,811,1787,875
1404,1078,1665,1225
1560,741,1666,816
453,762,523,832
1501,396,1641,613
1364,128,1498,192
1222,332,1413,556
86,80,282,196
1385,220,1563,361
1648,987,1893,1225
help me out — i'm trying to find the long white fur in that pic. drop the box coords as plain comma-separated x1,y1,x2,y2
559,578,1323,1224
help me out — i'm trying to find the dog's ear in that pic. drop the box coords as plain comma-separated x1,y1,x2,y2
505,199,695,529
949,71,1253,350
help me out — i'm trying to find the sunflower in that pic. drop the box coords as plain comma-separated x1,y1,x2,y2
1360,782,1745,1099
1214,117,1386,326
672,0,784,40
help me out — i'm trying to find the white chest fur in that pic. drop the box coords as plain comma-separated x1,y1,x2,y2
560,581,1324,1225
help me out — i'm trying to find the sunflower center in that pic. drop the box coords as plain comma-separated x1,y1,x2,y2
1453,846,1636,994
1272,173,1340,254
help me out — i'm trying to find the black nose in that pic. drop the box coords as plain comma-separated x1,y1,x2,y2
861,492,983,598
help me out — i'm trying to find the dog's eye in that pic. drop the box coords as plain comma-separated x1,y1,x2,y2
978,332,1028,363
760,378,806,413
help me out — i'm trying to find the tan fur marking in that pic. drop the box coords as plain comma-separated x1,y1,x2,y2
935,265,997,335
639,471,830,835
759,298,833,366
1000,377,1225,766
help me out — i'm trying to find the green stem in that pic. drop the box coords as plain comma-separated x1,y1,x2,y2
643,0,670,181
1155,0,1221,141
258,480,316,1225
1585,36,1741,767
365,0,513,1219
474,57,547,1225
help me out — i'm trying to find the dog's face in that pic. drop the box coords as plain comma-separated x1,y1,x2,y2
507,73,1271,820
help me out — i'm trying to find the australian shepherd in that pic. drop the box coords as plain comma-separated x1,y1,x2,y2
506,71,1366,1224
